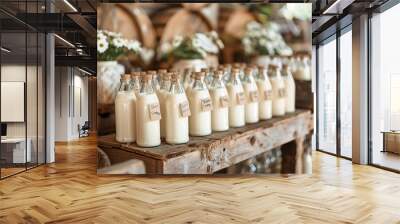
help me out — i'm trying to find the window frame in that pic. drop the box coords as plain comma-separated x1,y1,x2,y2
315,22,353,160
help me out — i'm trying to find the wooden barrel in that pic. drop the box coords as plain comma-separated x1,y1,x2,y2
98,3,156,50
223,6,256,40
160,9,214,44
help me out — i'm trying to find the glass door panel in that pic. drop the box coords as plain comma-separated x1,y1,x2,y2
1,31,28,177
38,33,46,165
371,4,400,171
317,37,337,154
27,31,38,169
339,28,352,158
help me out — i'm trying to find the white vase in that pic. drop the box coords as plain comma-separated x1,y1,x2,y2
252,55,272,68
97,61,125,106
172,59,208,73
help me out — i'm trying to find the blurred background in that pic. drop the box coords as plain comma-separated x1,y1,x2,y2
97,3,311,70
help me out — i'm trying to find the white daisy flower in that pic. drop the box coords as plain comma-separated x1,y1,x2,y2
97,38,108,53
192,38,201,49
160,42,171,54
216,39,224,49
259,38,267,47
247,21,261,31
172,35,183,47
242,37,251,46
127,40,140,51
194,33,218,54
244,45,254,55
112,37,124,48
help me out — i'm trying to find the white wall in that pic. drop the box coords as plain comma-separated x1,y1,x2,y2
55,67,89,141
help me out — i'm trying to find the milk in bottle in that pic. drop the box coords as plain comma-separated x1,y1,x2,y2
243,67,259,123
226,68,245,127
282,64,295,113
269,65,286,116
188,72,212,136
165,73,190,144
256,66,273,120
158,72,172,138
136,74,161,147
209,70,229,132
115,74,136,143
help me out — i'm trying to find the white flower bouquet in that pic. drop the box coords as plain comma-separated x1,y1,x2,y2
159,31,224,61
97,30,142,61
241,21,293,57
280,3,311,21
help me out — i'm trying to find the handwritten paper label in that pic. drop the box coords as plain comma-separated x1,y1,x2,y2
148,103,161,121
249,91,259,102
220,96,229,108
201,98,213,112
179,101,191,117
264,90,272,101
278,88,286,98
236,92,245,105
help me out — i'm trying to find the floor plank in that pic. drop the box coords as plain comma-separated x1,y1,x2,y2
0,135,399,224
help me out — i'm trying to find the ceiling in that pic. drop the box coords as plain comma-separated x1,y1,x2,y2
0,0,96,74
312,0,390,43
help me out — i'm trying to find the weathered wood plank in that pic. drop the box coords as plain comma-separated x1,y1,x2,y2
98,110,312,159
98,109,313,174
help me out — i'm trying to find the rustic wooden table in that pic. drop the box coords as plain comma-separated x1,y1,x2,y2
98,110,314,174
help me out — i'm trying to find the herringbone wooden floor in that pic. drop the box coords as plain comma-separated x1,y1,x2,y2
1,135,400,224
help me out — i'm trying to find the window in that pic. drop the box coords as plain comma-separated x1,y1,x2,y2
317,36,337,154
370,2,400,171
339,28,352,158
0,1,47,179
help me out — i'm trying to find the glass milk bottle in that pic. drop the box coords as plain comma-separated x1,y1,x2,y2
115,74,136,143
269,65,286,116
165,73,190,144
158,69,167,79
148,70,160,91
256,66,273,120
299,56,312,80
209,70,229,132
183,68,193,90
130,71,141,95
136,74,161,147
201,68,209,86
243,67,259,124
293,56,302,79
282,64,296,113
188,72,212,136
185,72,195,96
289,56,298,76
226,68,245,127
158,72,172,138
223,64,232,82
